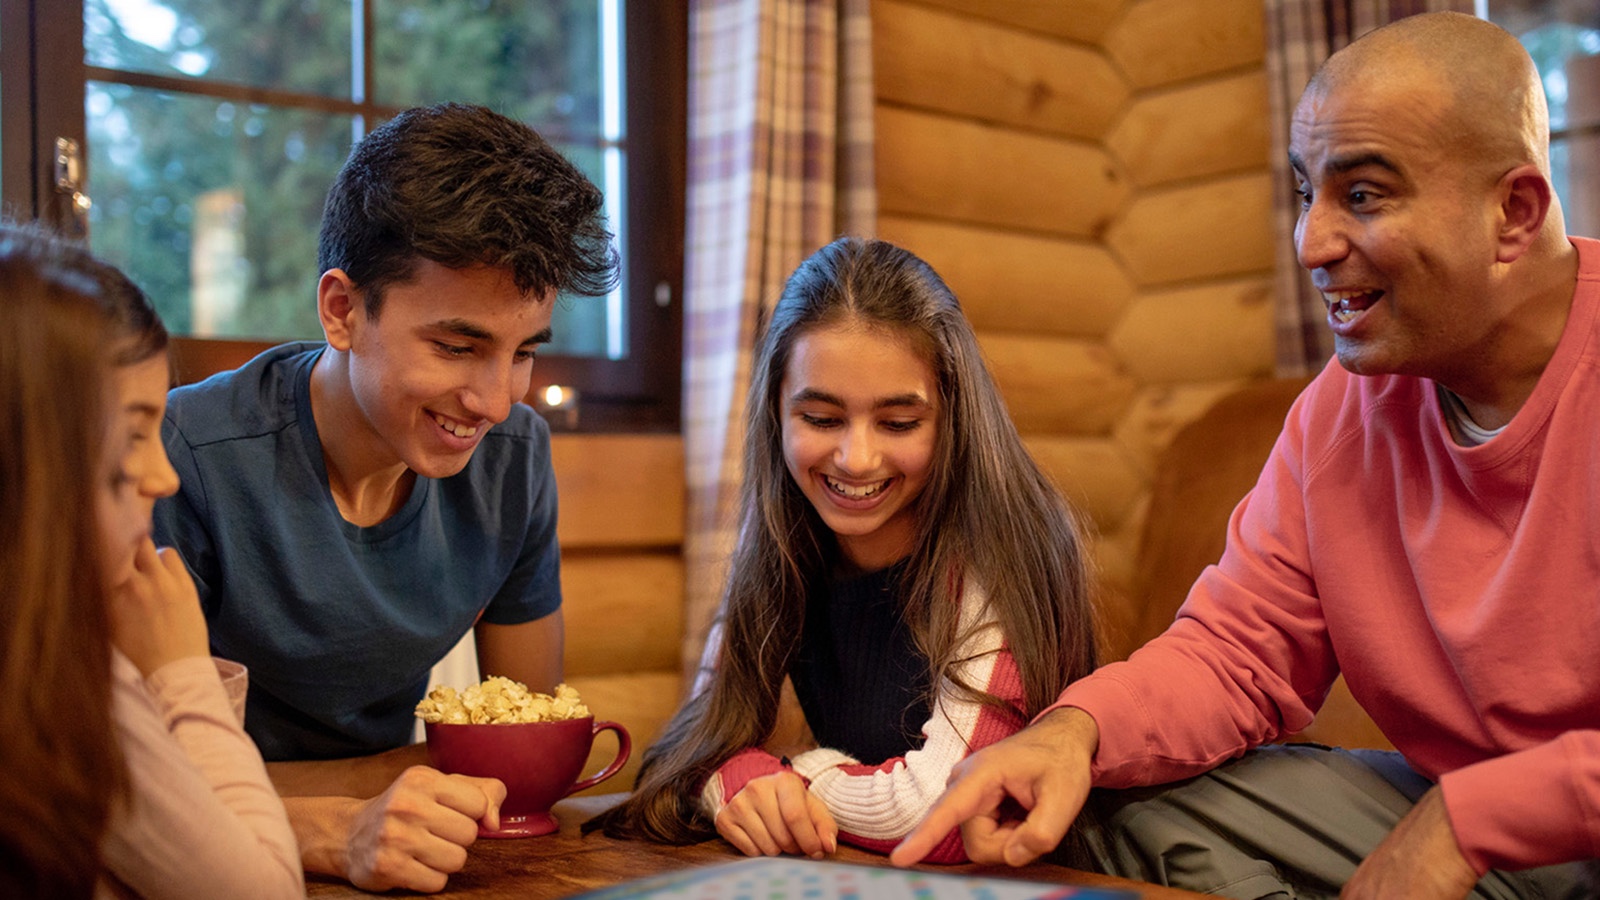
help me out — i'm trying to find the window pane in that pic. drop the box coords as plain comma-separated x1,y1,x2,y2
1488,1,1600,237
373,0,602,139
545,141,620,358
85,0,353,98
85,83,352,338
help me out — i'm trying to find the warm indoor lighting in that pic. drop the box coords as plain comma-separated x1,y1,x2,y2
533,384,580,429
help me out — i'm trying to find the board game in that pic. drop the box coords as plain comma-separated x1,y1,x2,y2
569,857,1140,900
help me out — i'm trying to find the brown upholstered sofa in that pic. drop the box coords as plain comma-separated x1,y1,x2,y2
1112,376,1392,751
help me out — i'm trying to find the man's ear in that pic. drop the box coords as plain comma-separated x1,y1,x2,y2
1495,163,1552,264
317,269,361,351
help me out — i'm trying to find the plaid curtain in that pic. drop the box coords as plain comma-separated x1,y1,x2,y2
680,0,877,684
1267,0,1473,374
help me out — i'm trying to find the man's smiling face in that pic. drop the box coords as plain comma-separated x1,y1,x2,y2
1290,70,1503,382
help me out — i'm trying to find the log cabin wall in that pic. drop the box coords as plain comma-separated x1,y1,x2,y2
551,433,686,791
871,0,1277,655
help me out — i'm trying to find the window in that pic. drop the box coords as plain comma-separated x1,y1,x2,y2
0,0,684,431
1483,0,1600,239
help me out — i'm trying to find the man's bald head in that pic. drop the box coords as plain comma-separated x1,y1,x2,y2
1306,12,1550,180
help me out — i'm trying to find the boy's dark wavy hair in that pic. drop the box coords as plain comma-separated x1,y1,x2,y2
318,102,619,314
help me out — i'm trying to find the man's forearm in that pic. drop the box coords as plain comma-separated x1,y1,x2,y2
267,742,430,798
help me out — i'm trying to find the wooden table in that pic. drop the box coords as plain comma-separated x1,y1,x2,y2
306,794,1202,899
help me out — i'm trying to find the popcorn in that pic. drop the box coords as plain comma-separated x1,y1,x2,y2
415,676,590,725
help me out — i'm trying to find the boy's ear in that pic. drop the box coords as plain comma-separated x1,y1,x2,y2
317,269,361,351
1495,163,1552,264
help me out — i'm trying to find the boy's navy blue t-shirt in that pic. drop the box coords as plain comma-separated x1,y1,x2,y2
152,342,561,761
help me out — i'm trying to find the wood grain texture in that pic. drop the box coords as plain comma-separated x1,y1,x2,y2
1105,171,1275,286
1108,276,1275,383
1110,381,1244,478
561,552,684,677
1025,435,1145,534
306,794,1212,898
552,434,684,549
1104,0,1265,89
978,332,1137,435
876,105,1128,238
874,0,1127,140
1108,70,1270,187
898,0,1126,44
877,215,1133,339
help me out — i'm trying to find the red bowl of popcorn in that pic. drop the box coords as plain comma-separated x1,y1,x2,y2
418,678,631,838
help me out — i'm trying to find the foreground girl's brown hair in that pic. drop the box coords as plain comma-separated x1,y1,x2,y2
0,226,124,898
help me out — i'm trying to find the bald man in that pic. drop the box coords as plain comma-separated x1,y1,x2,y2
892,13,1599,900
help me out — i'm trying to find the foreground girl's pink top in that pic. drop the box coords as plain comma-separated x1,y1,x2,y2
1056,237,1600,874
99,652,302,899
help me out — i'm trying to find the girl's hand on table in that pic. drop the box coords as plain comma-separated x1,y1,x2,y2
716,771,837,859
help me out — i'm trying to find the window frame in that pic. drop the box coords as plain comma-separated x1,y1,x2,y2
2,0,685,433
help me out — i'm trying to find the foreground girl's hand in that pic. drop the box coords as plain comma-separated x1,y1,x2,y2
715,771,838,859
110,538,211,677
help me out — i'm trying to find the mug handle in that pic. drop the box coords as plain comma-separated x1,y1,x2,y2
566,720,632,796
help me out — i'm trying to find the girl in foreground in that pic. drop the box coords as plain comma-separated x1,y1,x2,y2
0,225,302,898
598,237,1099,863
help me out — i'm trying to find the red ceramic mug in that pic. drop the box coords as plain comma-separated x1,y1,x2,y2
425,716,631,838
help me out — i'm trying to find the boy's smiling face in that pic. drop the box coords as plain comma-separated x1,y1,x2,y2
330,259,553,480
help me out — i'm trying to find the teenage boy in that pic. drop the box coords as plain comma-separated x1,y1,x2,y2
154,102,618,893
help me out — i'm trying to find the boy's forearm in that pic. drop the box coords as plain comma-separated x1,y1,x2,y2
266,742,430,798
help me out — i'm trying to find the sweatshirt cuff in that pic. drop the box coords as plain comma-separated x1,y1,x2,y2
1438,735,1598,872
1045,673,1150,787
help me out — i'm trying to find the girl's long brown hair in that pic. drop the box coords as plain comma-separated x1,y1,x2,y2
0,225,154,897
594,238,1099,855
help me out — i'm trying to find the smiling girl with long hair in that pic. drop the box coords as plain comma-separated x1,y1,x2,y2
596,237,1100,864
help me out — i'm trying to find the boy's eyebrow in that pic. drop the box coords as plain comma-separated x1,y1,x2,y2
123,401,163,419
428,319,553,346
431,318,493,341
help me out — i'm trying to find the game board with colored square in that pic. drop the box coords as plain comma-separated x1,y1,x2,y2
569,857,1140,900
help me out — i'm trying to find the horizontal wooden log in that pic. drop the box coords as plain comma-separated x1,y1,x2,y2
876,216,1133,339
978,332,1137,435
562,552,685,677
898,0,1124,44
1105,0,1266,89
1024,435,1145,534
1108,71,1270,188
1109,277,1275,384
565,671,684,794
874,0,1127,141
1110,380,1244,477
552,434,684,549
876,106,1128,239
1106,172,1275,286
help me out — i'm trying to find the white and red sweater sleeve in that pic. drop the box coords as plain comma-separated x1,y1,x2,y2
699,582,1022,863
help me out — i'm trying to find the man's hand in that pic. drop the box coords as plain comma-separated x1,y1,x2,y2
292,765,506,893
891,707,1098,867
715,772,838,859
1342,786,1476,900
